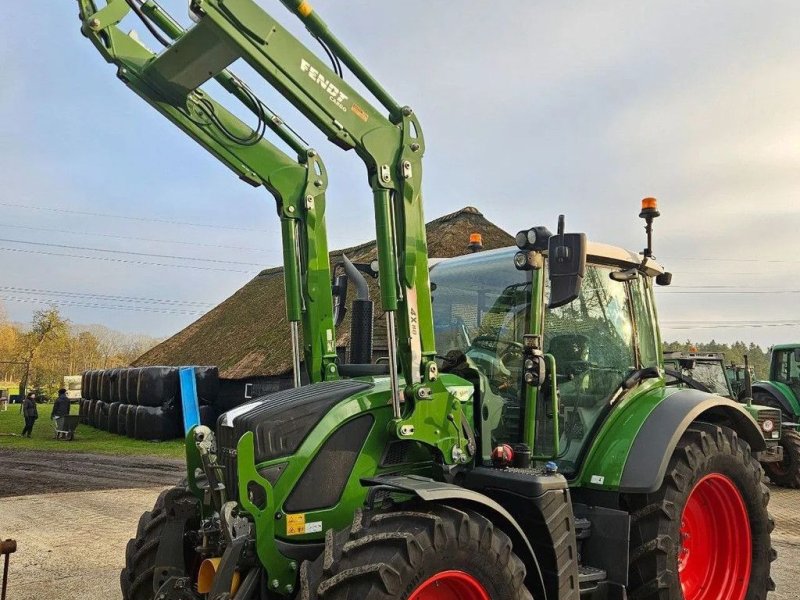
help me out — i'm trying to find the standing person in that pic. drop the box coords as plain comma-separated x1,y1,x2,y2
52,388,70,420
21,392,38,438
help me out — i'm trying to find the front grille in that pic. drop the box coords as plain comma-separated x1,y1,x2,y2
217,423,239,500
756,408,782,440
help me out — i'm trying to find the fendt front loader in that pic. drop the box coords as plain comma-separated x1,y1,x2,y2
76,1,775,599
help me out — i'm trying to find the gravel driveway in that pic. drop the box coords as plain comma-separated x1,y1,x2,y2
1,451,798,599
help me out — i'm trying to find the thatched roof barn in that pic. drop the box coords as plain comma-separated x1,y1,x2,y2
134,207,513,380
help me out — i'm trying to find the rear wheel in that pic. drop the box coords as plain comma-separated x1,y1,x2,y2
624,424,775,600
299,504,532,600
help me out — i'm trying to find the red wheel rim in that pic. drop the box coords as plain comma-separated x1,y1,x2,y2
408,570,490,600
678,473,752,600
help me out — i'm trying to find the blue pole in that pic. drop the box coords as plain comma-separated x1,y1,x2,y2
179,367,201,434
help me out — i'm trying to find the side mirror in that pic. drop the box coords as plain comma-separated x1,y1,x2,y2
793,348,800,363
331,274,349,327
548,217,586,309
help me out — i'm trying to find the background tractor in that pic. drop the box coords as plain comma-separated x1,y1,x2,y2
664,350,800,488
76,1,777,599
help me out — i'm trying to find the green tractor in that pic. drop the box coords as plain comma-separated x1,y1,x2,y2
664,350,799,488
749,344,800,487
76,1,776,599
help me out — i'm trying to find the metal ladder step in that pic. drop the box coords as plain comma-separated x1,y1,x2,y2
578,565,607,584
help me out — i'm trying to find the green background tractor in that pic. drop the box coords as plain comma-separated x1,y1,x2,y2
75,1,777,599
664,350,799,488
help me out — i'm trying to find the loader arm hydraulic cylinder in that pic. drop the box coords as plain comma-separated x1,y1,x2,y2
76,0,339,384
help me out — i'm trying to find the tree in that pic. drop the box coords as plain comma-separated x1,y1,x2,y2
19,307,69,396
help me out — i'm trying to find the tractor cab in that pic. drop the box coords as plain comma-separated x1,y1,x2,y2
430,240,665,477
663,351,734,398
770,345,800,401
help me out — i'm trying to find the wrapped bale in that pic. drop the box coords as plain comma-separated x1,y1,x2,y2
137,366,179,408
108,369,120,404
100,371,112,404
117,403,129,436
96,401,110,431
108,402,122,434
193,366,220,407
126,404,138,439
93,401,103,429
126,367,141,405
118,370,129,405
134,405,181,441
78,399,86,424
88,371,98,401
87,399,97,426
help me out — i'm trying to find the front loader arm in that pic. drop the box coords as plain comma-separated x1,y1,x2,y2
77,0,339,384
179,0,436,397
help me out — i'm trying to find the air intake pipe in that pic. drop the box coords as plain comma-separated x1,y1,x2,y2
342,254,373,364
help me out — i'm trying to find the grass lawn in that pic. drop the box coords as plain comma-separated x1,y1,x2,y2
0,402,185,459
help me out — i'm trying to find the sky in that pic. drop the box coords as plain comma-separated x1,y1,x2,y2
1,1,798,347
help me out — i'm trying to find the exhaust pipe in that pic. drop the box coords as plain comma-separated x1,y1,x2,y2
343,254,373,364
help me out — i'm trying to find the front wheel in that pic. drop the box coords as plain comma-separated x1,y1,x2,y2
763,429,800,488
624,424,775,600
300,504,532,600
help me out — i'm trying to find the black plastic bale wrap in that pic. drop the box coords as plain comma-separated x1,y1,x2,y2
78,399,85,423
108,402,122,434
101,371,112,404
199,405,218,428
117,403,129,436
97,401,110,431
87,399,97,426
108,369,120,404
81,372,87,398
126,367,140,405
134,405,181,441
126,404,138,438
193,366,220,407
88,371,98,401
137,366,179,409
93,401,103,429
118,369,129,405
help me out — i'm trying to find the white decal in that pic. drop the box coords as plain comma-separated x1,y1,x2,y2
590,475,605,485
305,521,323,534
300,59,349,113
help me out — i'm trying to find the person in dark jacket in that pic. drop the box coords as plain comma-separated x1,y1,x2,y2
52,388,71,420
21,392,38,437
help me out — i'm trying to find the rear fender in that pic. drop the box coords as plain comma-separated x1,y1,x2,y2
618,389,765,494
362,475,548,600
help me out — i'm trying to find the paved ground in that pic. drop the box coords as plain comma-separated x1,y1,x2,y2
1,452,798,599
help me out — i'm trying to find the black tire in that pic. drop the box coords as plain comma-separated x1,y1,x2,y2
299,504,532,600
623,423,775,600
763,429,800,489
120,485,195,600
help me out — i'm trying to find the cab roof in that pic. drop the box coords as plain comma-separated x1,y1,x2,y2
432,242,666,276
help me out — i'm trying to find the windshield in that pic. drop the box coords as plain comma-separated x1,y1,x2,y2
431,250,530,448
665,360,732,398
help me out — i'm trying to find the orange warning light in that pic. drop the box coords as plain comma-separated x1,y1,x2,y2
641,197,658,211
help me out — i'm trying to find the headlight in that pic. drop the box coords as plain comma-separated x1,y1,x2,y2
762,419,775,433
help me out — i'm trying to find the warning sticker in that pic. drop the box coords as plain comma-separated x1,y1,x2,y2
286,514,306,536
